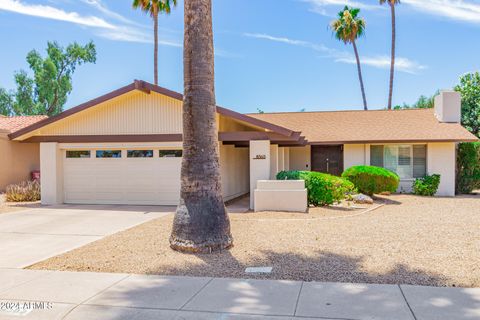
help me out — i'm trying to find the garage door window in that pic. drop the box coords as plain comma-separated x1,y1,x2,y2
159,150,182,158
96,150,122,158
127,150,153,158
66,151,91,158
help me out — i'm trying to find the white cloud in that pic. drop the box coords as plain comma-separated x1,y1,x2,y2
243,33,334,54
403,0,480,24
0,0,115,28
81,0,141,26
302,0,382,16
244,32,426,74
336,55,427,74
304,0,480,24
0,0,182,46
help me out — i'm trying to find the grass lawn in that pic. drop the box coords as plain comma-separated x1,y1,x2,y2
30,195,480,287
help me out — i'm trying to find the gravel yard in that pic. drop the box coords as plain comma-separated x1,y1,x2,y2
30,195,480,287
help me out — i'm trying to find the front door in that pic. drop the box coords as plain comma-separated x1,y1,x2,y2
311,145,344,176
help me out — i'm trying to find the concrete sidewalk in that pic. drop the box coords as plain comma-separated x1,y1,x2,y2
0,269,479,320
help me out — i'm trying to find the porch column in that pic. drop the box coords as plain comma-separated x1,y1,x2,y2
249,140,270,209
40,142,63,205
284,148,290,171
270,144,278,179
278,147,285,172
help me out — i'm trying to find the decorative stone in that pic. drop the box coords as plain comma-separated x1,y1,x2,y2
245,267,273,274
353,194,374,204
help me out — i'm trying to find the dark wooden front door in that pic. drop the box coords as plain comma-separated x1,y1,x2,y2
311,145,344,176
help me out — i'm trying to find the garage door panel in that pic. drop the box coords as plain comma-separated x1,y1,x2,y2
63,149,182,205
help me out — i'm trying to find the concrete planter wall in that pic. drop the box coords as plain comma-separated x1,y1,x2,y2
254,180,307,213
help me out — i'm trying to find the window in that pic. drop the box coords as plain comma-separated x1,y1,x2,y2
413,145,427,178
370,145,426,179
370,145,384,167
159,150,182,158
127,150,153,158
96,150,122,158
66,150,90,158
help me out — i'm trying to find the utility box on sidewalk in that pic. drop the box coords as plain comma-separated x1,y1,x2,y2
254,180,308,213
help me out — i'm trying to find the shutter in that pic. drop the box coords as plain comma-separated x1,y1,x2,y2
413,145,427,178
370,145,384,167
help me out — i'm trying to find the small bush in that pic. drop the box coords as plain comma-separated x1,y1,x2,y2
413,174,441,196
457,142,480,194
341,165,399,196
276,170,356,206
5,180,41,202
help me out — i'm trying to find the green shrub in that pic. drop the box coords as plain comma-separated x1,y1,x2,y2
5,180,41,202
341,165,399,196
413,174,440,196
457,142,480,194
276,170,356,206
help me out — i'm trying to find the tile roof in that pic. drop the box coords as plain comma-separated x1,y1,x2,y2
0,116,48,134
248,109,478,143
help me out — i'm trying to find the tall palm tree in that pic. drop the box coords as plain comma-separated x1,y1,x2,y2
170,0,233,253
331,6,368,110
380,0,400,110
132,0,177,85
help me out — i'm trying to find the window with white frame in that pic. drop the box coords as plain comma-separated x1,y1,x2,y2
370,145,426,179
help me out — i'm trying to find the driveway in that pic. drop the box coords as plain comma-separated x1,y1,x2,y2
0,205,172,268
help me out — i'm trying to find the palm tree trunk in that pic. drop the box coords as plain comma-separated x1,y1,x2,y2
170,0,233,253
352,40,368,110
387,3,396,110
153,10,159,85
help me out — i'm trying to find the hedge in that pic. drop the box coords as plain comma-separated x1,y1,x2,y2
413,174,441,196
341,165,399,196
276,170,356,206
457,142,480,194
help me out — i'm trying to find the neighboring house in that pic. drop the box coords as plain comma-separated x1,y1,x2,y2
0,115,47,191
7,81,477,207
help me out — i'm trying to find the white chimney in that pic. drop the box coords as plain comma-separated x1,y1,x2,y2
434,90,461,123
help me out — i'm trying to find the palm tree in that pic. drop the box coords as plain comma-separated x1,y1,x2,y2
331,6,368,110
170,0,233,253
380,0,400,110
132,0,177,85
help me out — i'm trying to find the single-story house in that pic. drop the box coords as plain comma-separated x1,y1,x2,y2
0,115,46,190
7,80,477,207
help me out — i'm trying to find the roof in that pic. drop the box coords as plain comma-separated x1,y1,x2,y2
0,116,48,134
9,80,298,141
248,109,478,143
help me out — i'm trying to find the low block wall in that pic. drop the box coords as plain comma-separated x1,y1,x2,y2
254,180,307,213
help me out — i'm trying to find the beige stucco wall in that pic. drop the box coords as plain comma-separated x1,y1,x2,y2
249,140,271,209
0,133,40,191
342,142,456,196
427,142,456,196
40,142,63,205
289,145,311,171
344,144,367,170
219,143,249,202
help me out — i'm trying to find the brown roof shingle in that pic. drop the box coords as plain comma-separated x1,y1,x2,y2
0,116,48,134
248,109,478,143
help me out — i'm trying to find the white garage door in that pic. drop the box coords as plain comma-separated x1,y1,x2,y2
63,149,182,205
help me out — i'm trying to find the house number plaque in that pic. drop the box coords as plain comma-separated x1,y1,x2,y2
253,155,266,160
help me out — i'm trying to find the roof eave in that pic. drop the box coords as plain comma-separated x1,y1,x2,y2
9,80,297,141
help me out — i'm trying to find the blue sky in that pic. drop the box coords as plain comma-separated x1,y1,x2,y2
0,0,479,113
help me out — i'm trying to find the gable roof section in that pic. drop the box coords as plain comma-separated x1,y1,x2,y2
248,109,478,144
0,115,48,134
9,80,296,140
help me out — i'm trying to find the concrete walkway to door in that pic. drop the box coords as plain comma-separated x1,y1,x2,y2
0,269,479,320
0,205,172,268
